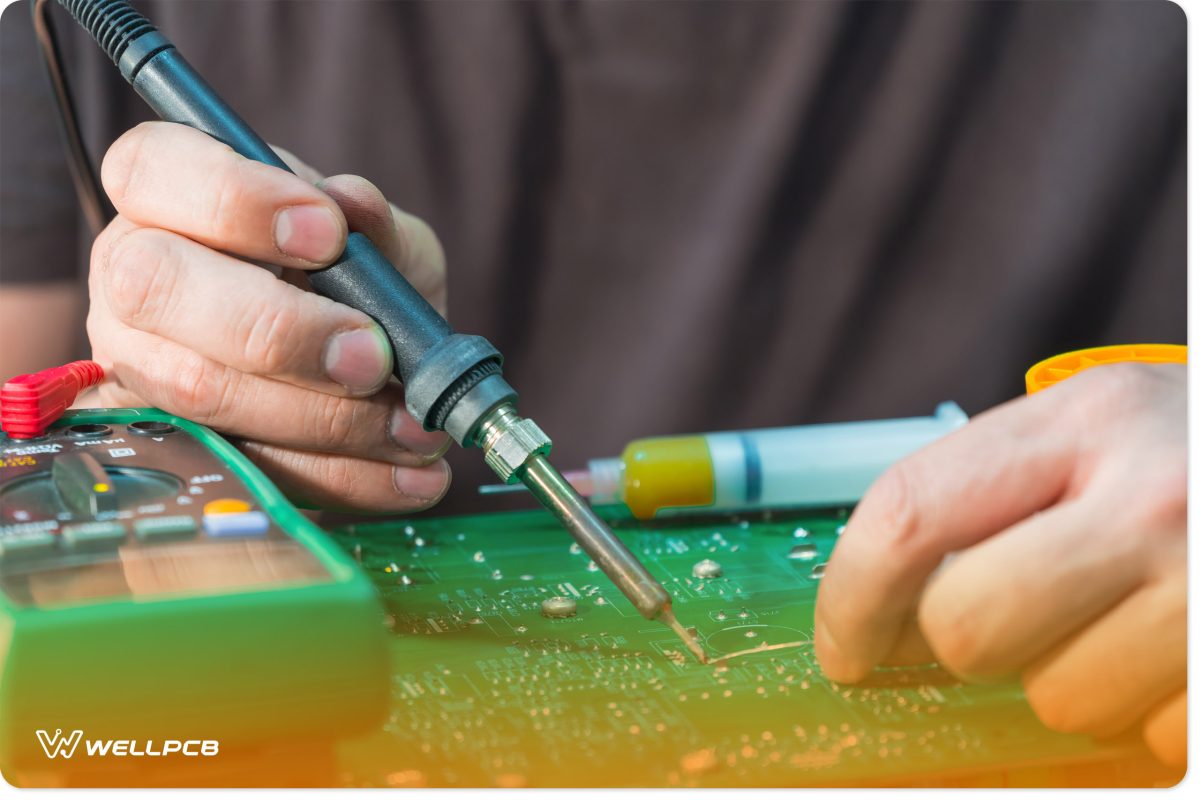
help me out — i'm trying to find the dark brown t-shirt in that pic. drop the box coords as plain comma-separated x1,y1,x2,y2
0,0,1186,514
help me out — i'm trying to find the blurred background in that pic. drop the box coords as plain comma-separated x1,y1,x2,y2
0,0,1186,516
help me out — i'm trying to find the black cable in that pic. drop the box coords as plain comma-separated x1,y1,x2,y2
30,0,114,238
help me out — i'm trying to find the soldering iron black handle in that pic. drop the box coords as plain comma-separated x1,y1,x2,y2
54,0,517,444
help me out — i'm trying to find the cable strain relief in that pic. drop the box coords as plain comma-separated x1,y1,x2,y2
66,360,105,390
58,0,158,65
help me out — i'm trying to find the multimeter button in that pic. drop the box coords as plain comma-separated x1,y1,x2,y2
0,530,58,561
203,498,252,516
62,520,128,549
203,511,269,538
134,515,198,542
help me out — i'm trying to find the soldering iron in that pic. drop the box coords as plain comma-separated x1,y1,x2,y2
30,0,707,663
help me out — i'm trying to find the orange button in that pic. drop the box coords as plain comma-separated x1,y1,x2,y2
203,498,252,516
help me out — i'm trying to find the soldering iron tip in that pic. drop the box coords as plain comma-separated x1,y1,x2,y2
661,607,709,664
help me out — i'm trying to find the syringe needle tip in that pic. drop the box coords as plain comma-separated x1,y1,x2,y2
661,607,709,664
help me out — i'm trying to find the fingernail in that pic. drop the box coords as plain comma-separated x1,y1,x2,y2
393,460,451,503
323,327,391,393
389,405,451,456
274,205,343,262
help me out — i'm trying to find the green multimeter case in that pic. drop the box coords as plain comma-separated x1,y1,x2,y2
0,409,389,787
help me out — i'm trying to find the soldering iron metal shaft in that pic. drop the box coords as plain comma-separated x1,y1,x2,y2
522,455,668,616
522,456,708,665
475,406,708,662
49,0,708,663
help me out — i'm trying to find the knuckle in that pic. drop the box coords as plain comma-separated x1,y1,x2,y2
318,455,367,502
89,222,118,277
237,292,303,375
860,460,924,556
100,121,156,200
1139,460,1188,532
164,353,227,422
102,228,180,328
84,305,106,347
204,152,253,242
89,221,130,287
307,393,364,452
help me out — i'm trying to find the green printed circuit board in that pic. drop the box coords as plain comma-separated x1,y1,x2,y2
330,508,1166,787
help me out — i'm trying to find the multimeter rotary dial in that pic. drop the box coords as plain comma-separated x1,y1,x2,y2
0,452,182,522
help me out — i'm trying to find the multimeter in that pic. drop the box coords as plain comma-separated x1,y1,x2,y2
0,408,388,787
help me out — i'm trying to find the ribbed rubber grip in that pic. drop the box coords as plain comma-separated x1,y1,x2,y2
57,0,156,65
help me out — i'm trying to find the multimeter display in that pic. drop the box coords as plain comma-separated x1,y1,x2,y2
0,417,329,607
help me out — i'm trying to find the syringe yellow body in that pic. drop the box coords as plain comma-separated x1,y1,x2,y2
615,435,718,519
585,403,968,519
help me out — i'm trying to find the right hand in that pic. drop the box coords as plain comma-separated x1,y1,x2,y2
87,121,452,512
814,363,1186,766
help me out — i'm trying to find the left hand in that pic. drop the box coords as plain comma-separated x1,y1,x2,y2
814,362,1186,766
87,122,451,512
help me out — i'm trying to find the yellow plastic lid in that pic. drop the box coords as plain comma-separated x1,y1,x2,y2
1025,344,1187,394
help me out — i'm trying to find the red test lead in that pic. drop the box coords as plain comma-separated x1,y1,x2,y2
0,361,105,439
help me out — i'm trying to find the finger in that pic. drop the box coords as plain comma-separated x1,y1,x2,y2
97,224,392,396
87,216,155,406
1142,691,1187,767
1021,570,1186,739
815,390,1082,683
101,323,449,464
318,174,448,314
271,144,326,185
237,441,451,513
879,618,937,667
916,494,1155,679
101,121,347,268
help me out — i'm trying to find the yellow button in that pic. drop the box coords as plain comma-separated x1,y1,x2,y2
203,498,252,516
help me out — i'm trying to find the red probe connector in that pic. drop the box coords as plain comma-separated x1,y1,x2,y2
0,361,105,439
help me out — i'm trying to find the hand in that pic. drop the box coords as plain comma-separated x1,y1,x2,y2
814,363,1186,766
87,121,452,512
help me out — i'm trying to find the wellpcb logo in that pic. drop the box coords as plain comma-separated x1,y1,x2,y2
36,728,219,759
36,729,82,759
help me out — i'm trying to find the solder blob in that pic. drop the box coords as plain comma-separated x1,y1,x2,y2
541,596,578,618
788,543,818,561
